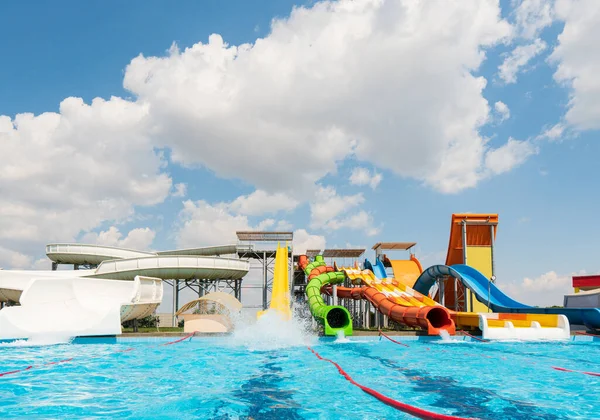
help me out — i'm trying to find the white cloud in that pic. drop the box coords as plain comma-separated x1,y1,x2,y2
498,38,547,84
513,0,555,39
536,122,565,141
80,226,156,250
494,101,511,122
0,246,34,269
503,269,583,306
349,167,383,189
228,190,299,216
484,137,538,175
310,186,364,229
176,200,251,248
0,97,171,264
550,0,600,130
293,229,326,255
175,199,322,254
123,0,513,194
172,183,187,197
276,220,293,231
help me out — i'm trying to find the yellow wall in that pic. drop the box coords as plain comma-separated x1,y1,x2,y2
465,246,492,312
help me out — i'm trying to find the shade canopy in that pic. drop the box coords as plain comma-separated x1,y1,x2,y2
176,292,242,316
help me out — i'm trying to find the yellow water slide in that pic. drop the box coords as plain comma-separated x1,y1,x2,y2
257,244,291,320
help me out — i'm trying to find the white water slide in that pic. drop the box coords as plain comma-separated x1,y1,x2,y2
0,244,249,340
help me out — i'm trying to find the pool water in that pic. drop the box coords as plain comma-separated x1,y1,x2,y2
0,321,598,419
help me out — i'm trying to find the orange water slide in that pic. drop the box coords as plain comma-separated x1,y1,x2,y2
322,269,456,335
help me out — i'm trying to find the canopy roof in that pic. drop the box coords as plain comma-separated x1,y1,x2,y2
322,249,365,258
176,292,242,316
372,242,416,251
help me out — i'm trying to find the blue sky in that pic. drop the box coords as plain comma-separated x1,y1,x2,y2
1,0,599,306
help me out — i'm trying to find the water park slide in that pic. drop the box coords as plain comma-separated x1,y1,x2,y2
0,244,250,340
45,243,239,265
257,244,291,320
299,255,353,336
414,264,600,330
342,266,456,335
0,275,162,340
337,259,569,338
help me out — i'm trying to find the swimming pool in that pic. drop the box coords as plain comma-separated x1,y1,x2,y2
0,331,598,419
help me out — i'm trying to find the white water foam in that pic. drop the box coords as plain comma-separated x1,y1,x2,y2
334,330,351,344
0,333,73,347
229,309,317,351
434,330,465,344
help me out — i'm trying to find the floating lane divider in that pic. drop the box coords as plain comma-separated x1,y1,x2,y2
457,330,489,343
378,330,410,347
0,332,197,378
551,366,600,377
306,346,475,420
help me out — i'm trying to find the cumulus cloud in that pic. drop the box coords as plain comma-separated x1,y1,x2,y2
503,269,583,306
0,97,171,264
498,38,547,83
228,190,299,216
536,123,565,141
175,199,322,253
513,0,555,39
484,137,538,175
80,226,156,250
550,0,600,130
123,0,513,194
0,247,34,269
172,183,187,197
494,101,511,122
349,167,383,189
293,229,326,254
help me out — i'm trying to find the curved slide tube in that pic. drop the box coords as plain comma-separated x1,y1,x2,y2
299,255,352,336
414,264,600,330
0,275,162,340
335,268,455,335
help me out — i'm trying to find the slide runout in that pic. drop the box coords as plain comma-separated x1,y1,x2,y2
479,313,570,340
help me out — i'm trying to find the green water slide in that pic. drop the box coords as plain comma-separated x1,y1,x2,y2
304,256,353,336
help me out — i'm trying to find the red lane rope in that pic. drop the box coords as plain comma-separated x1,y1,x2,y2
378,330,410,347
575,331,600,338
307,346,474,420
161,332,196,346
551,366,600,377
0,332,197,378
457,330,489,342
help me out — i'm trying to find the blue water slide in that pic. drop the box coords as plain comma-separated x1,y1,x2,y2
363,258,387,279
413,264,600,330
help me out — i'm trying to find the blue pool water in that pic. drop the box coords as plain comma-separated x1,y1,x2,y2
0,328,598,419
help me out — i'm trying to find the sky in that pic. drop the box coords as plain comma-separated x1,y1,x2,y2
1,0,599,309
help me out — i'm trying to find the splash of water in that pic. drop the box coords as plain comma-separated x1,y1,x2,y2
0,333,73,347
334,330,350,344
229,309,317,351
435,329,464,344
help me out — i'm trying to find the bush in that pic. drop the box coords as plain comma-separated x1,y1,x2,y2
122,315,158,329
